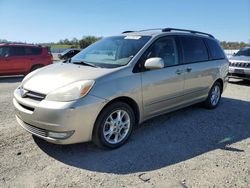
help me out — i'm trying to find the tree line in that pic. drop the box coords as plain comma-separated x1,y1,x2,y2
0,36,102,49
220,41,250,50
56,36,102,49
1,37,249,50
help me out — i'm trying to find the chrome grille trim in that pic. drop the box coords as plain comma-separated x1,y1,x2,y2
25,90,46,101
230,62,250,68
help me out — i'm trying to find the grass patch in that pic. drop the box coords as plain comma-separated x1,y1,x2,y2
49,44,80,49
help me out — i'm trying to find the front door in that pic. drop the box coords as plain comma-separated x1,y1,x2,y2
0,46,12,75
141,37,185,118
0,46,28,75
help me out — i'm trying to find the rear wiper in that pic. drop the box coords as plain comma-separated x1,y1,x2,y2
73,61,99,68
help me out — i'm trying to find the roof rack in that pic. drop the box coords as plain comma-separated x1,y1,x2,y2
162,28,214,38
122,28,214,38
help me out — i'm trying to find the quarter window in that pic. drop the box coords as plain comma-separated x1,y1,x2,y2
180,36,208,63
205,39,225,60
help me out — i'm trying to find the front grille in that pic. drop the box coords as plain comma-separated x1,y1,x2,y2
21,120,47,137
25,90,46,101
230,62,250,68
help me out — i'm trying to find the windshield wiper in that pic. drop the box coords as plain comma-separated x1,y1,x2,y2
73,61,99,68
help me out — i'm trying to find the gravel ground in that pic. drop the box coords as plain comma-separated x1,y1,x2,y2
0,77,249,188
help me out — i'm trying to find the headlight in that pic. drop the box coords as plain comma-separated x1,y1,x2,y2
46,80,95,102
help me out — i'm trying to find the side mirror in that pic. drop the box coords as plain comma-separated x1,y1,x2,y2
144,57,164,70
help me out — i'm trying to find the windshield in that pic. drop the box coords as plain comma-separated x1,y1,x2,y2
71,36,151,68
235,48,250,56
61,49,73,55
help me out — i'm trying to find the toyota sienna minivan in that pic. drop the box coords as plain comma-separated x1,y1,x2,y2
13,28,228,148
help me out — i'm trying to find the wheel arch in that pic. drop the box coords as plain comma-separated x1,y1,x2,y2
92,96,140,138
29,64,44,73
100,96,140,125
215,78,224,92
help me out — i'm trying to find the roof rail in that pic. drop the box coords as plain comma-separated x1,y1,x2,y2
162,28,214,38
138,28,163,32
122,31,135,34
122,28,162,34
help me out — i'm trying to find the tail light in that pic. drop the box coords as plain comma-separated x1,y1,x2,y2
43,46,53,63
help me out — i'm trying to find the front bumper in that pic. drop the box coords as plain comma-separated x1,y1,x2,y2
228,67,250,80
13,88,108,144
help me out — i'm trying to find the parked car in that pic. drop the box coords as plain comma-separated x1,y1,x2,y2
13,28,228,148
0,43,52,76
228,47,250,80
58,48,80,61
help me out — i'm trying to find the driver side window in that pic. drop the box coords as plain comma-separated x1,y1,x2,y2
144,37,179,68
0,47,11,57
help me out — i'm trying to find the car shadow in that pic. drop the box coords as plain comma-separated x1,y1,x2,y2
228,79,250,86
34,97,250,174
0,76,23,83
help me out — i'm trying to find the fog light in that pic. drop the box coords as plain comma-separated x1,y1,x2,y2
48,131,74,139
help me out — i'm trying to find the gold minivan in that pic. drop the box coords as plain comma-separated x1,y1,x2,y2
13,28,229,148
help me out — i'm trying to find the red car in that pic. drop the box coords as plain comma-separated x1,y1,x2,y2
0,43,53,76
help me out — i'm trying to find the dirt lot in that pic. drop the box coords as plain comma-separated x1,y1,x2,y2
0,77,249,188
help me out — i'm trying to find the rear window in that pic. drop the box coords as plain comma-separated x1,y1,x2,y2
205,39,225,60
180,36,209,63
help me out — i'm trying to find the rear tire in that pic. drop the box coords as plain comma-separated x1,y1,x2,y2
92,102,135,149
204,81,222,109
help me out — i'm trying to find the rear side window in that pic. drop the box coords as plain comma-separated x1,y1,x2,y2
31,47,42,55
10,46,25,56
180,36,208,63
205,39,225,60
24,47,42,55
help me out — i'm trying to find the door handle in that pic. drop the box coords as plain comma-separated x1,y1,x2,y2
186,67,192,72
175,69,183,75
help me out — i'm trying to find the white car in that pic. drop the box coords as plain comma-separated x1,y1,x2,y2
229,47,250,80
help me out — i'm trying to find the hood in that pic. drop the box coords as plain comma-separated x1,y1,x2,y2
22,63,114,94
229,55,250,62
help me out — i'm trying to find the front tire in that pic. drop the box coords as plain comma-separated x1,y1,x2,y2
204,81,222,109
92,102,135,149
